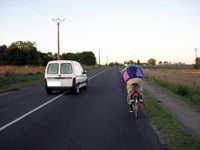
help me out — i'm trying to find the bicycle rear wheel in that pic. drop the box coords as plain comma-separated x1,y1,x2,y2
134,101,139,118
135,109,138,118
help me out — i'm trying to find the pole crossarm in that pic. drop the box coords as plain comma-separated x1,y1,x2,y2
52,18,65,23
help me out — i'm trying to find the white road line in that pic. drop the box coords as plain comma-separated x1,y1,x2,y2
0,68,110,132
88,68,109,81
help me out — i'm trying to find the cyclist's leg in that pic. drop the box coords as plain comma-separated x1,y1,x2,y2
126,80,135,105
135,79,144,103
126,81,135,113
127,93,134,113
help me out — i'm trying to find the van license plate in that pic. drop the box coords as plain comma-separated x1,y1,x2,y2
48,81,61,86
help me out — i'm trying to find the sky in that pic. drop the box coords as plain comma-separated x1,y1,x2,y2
0,0,200,64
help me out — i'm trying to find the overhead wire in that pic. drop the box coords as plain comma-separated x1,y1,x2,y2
28,0,59,18
17,0,58,20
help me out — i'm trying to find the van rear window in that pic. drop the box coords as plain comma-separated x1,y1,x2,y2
61,63,72,74
47,63,58,74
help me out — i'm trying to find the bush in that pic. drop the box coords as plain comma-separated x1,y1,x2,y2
194,57,200,69
176,84,189,96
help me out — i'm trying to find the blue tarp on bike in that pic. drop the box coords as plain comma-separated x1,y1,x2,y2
122,64,143,83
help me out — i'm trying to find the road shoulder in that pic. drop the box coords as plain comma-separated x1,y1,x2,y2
143,80,200,140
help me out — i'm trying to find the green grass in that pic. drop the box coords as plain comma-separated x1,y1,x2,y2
143,90,200,150
144,76,200,104
83,65,106,72
0,73,44,94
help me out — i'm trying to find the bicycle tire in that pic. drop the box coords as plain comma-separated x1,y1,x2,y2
135,100,139,118
135,109,138,118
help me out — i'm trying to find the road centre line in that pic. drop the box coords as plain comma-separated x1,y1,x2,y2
0,68,110,132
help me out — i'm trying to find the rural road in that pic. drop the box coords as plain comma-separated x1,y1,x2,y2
0,67,164,150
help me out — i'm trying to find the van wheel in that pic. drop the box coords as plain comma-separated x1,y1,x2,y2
73,85,79,95
46,89,52,95
83,82,87,89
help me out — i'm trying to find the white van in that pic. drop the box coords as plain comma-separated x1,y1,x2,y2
44,60,88,95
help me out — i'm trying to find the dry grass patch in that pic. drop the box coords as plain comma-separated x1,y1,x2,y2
143,68,200,92
0,66,45,76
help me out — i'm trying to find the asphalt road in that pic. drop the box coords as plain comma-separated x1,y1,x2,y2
0,67,164,150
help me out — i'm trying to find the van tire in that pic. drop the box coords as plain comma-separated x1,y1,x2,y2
46,89,52,95
83,82,87,89
73,85,79,95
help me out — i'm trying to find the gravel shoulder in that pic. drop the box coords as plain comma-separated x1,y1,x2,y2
143,80,200,140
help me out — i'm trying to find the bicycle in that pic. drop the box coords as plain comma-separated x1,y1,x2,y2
129,83,143,118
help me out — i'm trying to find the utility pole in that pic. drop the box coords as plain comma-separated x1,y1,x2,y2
52,18,65,60
195,48,198,59
106,55,108,66
99,49,100,67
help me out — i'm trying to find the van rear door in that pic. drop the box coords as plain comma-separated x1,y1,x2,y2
59,63,73,87
46,63,61,87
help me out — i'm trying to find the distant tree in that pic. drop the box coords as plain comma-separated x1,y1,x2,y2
148,58,156,65
164,61,168,64
9,41,37,51
0,45,7,65
136,59,141,65
194,57,200,69
47,52,54,59
61,52,78,61
128,60,133,64
115,61,119,66
78,51,96,65
4,46,26,65
37,57,44,66
38,52,54,66
109,62,115,66
158,61,162,65
53,53,59,60
26,48,39,65
7,41,39,65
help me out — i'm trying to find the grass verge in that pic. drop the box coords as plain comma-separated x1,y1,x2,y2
144,76,200,104
0,73,44,94
83,65,106,72
143,90,200,150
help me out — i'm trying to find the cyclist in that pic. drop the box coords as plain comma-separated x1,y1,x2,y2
122,61,144,112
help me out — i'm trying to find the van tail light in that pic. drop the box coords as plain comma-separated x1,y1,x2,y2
72,78,76,85
44,78,47,85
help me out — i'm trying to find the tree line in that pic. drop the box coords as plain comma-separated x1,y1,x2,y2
147,58,200,69
0,41,96,66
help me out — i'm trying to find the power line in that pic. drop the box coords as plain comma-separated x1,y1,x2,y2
17,0,52,19
28,0,59,18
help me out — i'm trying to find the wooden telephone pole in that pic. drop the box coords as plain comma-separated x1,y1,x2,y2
99,49,100,67
195,48,198,59
52,18,65,60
